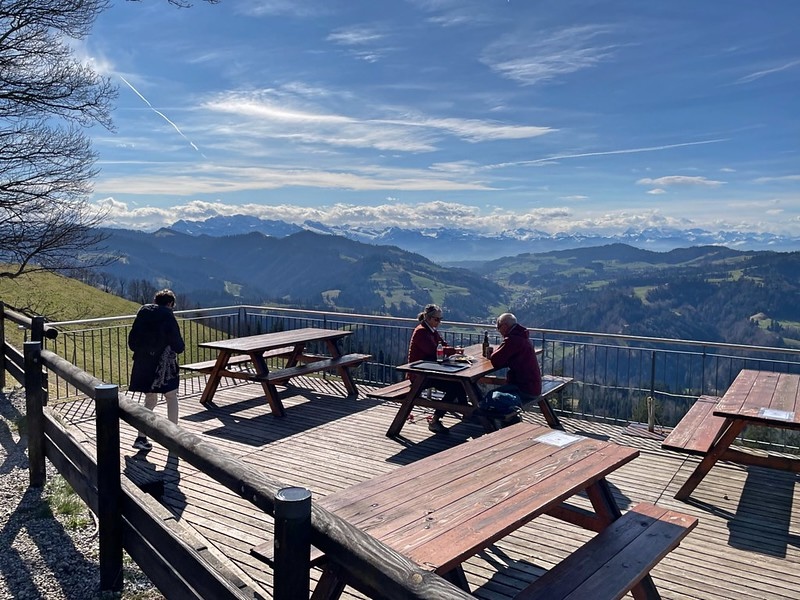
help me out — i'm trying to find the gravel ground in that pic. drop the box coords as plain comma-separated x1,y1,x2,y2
0,389,162,600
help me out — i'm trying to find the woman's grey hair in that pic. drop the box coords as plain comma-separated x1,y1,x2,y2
418,303,442,322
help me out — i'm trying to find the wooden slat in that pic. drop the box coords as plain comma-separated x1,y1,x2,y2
772,373,800,414
365,380,412,400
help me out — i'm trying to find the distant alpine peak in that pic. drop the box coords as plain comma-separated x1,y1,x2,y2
168,215,800,262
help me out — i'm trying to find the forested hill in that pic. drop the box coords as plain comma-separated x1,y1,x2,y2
473,244,800,347
94,227,505,322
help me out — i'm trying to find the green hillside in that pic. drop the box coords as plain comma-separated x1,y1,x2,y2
0,269,140,351
0,269,139,322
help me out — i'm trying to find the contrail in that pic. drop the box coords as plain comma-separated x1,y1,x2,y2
119,75,206,158
484,138,727,170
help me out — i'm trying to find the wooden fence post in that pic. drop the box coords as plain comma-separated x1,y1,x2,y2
30,315,44,343
274,486,312,600
95,383,124,593
23,341,46,487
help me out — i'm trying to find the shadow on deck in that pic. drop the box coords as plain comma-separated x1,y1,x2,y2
53,375,800,600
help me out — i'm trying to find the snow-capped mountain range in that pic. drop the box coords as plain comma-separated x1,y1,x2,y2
169,215,800,262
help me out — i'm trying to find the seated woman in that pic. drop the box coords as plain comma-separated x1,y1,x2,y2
408,304,465,434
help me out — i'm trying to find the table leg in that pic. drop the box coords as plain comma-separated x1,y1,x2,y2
386,375,428,437
674,418,745,501
325,339,358,396
200,351,230,405
251,353,286,417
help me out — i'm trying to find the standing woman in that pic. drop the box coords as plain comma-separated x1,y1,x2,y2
128,289,185,450
407,304,464,434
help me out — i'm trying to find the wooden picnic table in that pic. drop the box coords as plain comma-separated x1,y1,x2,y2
196,328,367,416
252,422,694,599
385,343,497,437
670,369,800,500
386,343,563,437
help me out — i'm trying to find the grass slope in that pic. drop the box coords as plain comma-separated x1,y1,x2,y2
0,269,139,323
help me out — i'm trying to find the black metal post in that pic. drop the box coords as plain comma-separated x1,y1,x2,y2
648,350,657,432
23,341,45,487
274,486,312,600
95,383,124,593
0,301,6,391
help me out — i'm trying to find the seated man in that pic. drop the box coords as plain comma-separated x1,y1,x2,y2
488,312,542,403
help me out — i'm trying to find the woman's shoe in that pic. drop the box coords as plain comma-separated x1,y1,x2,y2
428,420,449,434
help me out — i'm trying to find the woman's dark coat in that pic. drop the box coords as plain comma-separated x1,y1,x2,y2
128,304,185,393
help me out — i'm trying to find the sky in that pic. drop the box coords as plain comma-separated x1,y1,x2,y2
80,0,800,238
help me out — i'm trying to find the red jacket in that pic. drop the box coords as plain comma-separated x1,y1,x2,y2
490,324,542,397
408,322,450,363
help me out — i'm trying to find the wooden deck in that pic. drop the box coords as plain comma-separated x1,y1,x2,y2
53,375,800,600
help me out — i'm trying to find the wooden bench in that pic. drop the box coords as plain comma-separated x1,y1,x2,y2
365,379,412,400
261,353,371,384
662,395,725,455
516,502,698,600
180,346,295,374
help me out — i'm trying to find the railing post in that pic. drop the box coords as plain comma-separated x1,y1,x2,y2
24,341,46,487
648,350,657,432
95,383,123,594
238,306,247,337
701,347,708,395
30,315,45,343
274,486,312,600
0,301,6,390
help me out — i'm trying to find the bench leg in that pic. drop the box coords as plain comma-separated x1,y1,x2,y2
674,418,744,500
440,565,470,592
631,576,662,600
310,564,346,600
538,397,563,429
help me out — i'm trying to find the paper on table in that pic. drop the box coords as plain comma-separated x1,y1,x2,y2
534,431,583,447
758,408,795,421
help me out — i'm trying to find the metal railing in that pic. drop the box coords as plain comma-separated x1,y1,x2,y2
40,304,800,452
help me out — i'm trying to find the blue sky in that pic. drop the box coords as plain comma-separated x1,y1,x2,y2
81,0,800,237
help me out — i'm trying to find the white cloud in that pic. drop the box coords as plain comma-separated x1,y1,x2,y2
237,0,328,18
646,188,666,195
736,59,800,84
481,25,617,86
202,91,553,152
327,26,385,46
91,198,706,238
753,174,800,184
636,176,725,187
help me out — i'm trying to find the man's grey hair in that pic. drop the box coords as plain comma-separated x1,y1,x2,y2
497,312,517,328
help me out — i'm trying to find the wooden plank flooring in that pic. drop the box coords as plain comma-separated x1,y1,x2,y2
55,375,800,600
